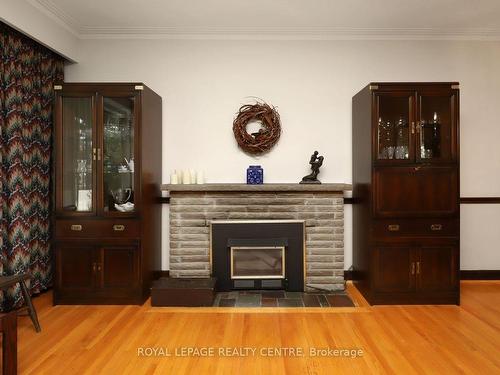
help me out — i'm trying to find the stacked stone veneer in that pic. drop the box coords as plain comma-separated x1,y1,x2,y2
169,192,345,291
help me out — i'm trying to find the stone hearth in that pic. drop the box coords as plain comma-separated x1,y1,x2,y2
162,183,351,291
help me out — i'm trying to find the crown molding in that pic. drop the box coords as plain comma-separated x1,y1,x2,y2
30,0,500,41
28,0,81,37
78,26,500,41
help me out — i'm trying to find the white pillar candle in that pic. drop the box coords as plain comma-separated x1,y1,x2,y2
196,171,204,184
183,169,191,184
190,169,196,184
170,172,178,184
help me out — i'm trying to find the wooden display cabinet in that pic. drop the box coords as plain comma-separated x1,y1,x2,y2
53,83,162,304
352,82,460,305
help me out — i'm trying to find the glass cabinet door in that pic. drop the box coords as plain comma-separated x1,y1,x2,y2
375,92,413,162
60,97,95,213
102,96,137,215
417,90,457,162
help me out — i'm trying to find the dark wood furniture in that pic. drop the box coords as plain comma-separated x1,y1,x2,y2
151,278,216,307
0,275,41,332
53,83,162,304
0,311,17,375
352,82,460,305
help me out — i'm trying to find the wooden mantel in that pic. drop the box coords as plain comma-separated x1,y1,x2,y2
161,183,352,193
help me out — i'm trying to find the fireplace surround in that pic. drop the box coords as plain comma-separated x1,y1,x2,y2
163,183,351,291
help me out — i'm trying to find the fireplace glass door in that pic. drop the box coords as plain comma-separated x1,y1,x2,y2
230,247,285,279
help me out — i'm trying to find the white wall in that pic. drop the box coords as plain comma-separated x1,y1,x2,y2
65,38,500,271
0,0,80,61
461,205,500,269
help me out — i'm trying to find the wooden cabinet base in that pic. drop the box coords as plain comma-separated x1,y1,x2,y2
53,293,147,305
355,282,459,305
0,311,17,375
53,239,152,305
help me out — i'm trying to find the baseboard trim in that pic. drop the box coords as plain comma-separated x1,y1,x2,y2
460,270,500,280
460,197,500,204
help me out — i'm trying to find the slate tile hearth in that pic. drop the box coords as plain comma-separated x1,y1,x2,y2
213,291,355,308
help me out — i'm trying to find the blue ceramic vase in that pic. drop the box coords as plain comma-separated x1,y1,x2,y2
246,165,263,184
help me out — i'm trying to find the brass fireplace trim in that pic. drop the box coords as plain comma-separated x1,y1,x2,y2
230,246,286,279
209,220,306,290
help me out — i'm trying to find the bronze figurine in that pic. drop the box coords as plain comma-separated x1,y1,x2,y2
300,151,324,184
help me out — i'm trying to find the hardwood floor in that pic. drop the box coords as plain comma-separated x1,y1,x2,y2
14,281,500,374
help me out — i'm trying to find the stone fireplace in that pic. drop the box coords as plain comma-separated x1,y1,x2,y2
163,183,351,291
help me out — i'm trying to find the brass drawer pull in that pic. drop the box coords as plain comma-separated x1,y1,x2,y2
411,262,415,275
113,224,125,231
70,224,82,231
388,224,400,232
430,224,443,231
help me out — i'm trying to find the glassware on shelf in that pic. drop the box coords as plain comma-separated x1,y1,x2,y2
103,96,135,213
395,146,404,160
386,146,395,159
75,159,92,211
76,159,87,179
419,112,441,159
124,157,134,172
62,98,93,212
378,118,395,159
394,116,409,160
421,146,433,159
111,187,132,205
118,157,134,173
431,112,441,158
111,187,134,212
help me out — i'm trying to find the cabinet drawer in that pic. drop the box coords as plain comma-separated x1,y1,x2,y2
55,220,140,239
373,219,459,238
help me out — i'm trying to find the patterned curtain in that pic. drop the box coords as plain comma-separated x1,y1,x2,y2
0,23,64,310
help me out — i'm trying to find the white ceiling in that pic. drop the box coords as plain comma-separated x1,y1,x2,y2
28,0,500,39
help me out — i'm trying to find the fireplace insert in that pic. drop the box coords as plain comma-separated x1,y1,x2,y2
231,246,285,279
211,221,305,291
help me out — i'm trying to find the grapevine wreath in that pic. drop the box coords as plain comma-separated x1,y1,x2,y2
232,101,281,155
